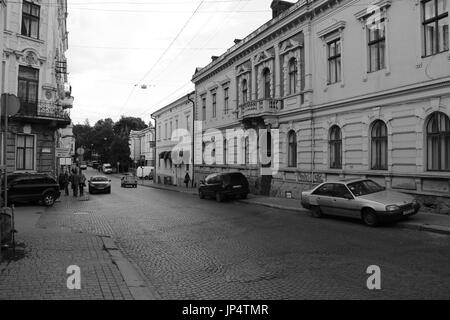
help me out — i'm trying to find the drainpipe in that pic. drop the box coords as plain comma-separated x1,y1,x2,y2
187,92,195,187
151,115,157,185
310,112,315,188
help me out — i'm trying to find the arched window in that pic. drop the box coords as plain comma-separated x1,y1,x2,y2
371,120,388,170
263,68,271,99
427,112,450,171
329,126,342,169
288,58,298,95
287,130,297,168
242,79,248,103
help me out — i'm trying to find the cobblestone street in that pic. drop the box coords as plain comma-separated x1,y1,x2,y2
0,205,133,300
9,169,446,300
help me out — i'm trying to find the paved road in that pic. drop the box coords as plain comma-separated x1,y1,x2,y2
53,169,450,299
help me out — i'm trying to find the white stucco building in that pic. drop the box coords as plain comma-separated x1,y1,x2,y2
129,124,156,167
0,0,73,176
151,92,195,187
192,0,450,212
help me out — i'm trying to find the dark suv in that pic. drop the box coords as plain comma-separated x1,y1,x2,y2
2,173,61,207
198,172,249,202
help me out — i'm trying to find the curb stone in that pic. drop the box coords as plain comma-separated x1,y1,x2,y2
99,236,160,300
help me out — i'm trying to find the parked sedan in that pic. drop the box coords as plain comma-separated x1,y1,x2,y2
88,176,111,194
301,179,420,227
198,172,249,202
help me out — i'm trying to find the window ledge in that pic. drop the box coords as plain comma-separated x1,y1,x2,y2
16,34,44,44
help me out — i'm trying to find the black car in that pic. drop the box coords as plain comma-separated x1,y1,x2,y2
198,172,249,202
3,173,61,207
88,176,111,194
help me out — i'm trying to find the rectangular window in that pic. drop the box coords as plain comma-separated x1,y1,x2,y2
21,1,40,39
368,19,386,72
212,93,217,118
16,134,35,171
164,123,167,139
169,121,172,140
224,88,229,114
202,96,206,120
158,126,161,140
18,66,39,115
423,0,449,56
327,39,342,84
186,115,190,132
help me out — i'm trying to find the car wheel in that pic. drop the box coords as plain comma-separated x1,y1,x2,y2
42,193,56,207
311,205,323,218
199,190,205,199
215,192,224,203
362,209,379,227
108,188,111,194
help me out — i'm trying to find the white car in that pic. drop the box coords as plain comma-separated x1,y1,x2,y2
102,163,113,174
301,179,420,227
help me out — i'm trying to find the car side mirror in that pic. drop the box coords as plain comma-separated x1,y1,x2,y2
200,180,205,184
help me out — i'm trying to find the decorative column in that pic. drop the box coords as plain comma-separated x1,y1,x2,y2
303,22,313,106
274,43,281,99
251,57,257,100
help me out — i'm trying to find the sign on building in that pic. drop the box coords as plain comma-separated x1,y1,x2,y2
56,148,72,158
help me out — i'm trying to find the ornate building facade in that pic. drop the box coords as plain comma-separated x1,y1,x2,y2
1,0,73,176
192,0,450,210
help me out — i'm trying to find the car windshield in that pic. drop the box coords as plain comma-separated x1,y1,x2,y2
92,177,108,182
347,180,384,197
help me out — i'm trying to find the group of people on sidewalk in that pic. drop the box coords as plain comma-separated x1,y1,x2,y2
58,166,87,198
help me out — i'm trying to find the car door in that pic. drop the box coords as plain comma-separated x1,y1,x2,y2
311,183,335,214
9,177,36,201
331,184,359,218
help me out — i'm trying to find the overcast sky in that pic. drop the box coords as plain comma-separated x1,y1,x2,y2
66,0,275,126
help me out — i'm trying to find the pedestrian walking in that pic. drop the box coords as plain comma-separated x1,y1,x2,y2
58,170,65,191
64,169,70,196
72,168,80,197
79,171,86,197
184,172,191,188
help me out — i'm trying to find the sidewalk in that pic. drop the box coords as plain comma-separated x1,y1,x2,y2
0,198,152,300
139,181,450,236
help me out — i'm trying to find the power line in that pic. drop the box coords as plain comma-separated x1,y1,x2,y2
115,0,206,117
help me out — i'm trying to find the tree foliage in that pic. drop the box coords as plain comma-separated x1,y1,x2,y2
73,116,148,172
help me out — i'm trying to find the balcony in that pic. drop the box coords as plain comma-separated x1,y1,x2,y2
13,99,71,126
237,98,282,120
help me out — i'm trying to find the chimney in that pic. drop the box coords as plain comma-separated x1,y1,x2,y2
234,39,242,45
211,56,219,62
270,0,294,19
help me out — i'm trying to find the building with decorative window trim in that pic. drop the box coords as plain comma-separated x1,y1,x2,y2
192,0,450,212
1,0,73,176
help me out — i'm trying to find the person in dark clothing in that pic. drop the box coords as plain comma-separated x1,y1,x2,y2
58,170,65,190
184,172,191,188
79,171,86,197
64,169,70,196
72,168,80,197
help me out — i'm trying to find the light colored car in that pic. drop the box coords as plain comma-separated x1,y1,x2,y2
102,163,113,174
301,179,420,227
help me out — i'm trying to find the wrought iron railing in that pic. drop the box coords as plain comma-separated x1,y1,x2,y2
16,99,70,121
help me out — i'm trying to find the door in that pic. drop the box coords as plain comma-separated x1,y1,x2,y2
331,184,359,217
311,183,335,214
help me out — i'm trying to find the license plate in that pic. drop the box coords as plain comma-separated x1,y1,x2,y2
403,209,414,215
233,185,242,189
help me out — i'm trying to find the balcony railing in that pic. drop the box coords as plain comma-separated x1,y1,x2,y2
237,98,282,119
16,99,70,121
